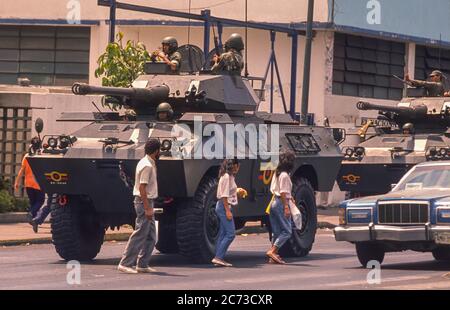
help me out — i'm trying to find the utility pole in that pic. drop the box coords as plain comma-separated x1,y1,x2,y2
300,0,314,124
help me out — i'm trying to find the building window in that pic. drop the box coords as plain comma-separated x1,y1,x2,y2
415,45,450,82
332,33,405,100
0,25,90,86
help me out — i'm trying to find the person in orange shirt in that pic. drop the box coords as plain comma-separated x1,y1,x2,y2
14,137,45,232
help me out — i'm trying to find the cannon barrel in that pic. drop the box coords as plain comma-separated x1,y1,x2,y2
357,101,428,118
72,83,170,105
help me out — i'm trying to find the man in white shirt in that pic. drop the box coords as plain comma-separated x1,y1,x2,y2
118,139,161,274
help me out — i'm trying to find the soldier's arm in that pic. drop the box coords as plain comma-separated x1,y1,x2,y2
168,52,182,71
409,79,439,89
211,56,225,74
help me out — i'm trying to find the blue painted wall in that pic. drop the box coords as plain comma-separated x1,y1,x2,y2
330,0,450,43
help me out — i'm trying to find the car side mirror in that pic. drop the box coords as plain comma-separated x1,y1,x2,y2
35,118,44,134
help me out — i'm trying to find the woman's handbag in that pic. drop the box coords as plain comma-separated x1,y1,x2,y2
289,199,302,230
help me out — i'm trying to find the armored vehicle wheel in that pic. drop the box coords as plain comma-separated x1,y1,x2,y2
156,212,179,254
279,178,317,257
176,175,219,263
355,242,385,267
432,247,450,262
50,195,105,261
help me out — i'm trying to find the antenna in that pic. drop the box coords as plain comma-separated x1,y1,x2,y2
187,0,193,73
244,0,249,77
439,33,442,69
187,0,192,46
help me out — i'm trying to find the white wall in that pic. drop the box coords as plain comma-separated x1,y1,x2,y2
1,0,331,23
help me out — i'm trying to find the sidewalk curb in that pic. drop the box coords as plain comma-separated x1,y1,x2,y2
0,233,133,247
0,221,337,247
0,212,29,224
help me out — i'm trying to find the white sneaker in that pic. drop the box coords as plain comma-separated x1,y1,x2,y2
211,258,232,267
136,266,157,273
118,264,138,274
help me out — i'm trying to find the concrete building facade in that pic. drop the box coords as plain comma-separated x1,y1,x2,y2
2,0,449,125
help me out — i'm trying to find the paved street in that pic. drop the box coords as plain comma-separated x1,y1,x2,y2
1,230,450,290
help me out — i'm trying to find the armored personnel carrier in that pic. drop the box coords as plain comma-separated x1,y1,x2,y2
27,56,343,263
337,93,450,198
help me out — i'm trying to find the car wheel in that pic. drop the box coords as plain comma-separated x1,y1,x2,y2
355,242,385,267
432,247,450,262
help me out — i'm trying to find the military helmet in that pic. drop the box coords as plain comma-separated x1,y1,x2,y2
402,123,414,133
224,33,244,52
162,36,178,54
156,102,173,120
430,70,443,78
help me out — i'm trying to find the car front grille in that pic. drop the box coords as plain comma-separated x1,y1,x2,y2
378,201,429,224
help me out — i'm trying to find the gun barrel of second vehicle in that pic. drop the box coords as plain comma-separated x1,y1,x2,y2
357,101,428,118
72,83,170,104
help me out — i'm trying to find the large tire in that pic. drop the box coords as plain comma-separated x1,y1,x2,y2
176,175,219,263
279,177,317,257
432,247,450,262
355,242,385,267
50,195,105,261
156,212,179,254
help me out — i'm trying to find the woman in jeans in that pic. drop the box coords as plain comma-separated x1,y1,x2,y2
266,151,295,264
212,159,247,267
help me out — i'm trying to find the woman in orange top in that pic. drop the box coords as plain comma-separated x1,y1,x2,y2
14,143,45,222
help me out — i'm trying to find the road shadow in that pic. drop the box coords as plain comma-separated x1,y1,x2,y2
49,250,354,270
344,259,450,271
379,260,450,271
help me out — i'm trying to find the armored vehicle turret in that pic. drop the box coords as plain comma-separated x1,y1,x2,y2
337,96,450,198
27,57,343,263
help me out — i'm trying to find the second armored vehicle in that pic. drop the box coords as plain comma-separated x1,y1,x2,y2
337,94,450,198
27,58,343,263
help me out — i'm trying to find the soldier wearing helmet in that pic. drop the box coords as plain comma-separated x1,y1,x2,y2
405,70,445,97
152,36,182,73
156,102,174,122
211,33,244,76
402,123,415,135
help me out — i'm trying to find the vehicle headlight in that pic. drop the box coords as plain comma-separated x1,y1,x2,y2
59,136,70,149
344,147,354,157
47,137,58,149
347,208,372,223
160,139,172,152
436,206,450,224
343,146,365,160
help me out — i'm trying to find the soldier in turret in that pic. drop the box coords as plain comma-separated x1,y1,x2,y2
404,70,445,97
156,102,174,122
402,123,415,135
152,36,182,73
211,33,244,76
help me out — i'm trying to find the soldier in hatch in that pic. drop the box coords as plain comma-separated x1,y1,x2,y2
211,33,244,76
156,102,174,122
404,70,445,97
152,36,182,73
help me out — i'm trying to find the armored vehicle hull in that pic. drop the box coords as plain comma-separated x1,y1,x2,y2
28,71,343,263
337,97,450,197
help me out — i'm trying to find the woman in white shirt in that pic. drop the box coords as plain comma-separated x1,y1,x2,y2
212,159,247,267
267,151,295,264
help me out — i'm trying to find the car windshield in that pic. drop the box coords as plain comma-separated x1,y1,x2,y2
394,165,450,191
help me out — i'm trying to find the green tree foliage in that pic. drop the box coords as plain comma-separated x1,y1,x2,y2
95,32,151,110
0,178,15,213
